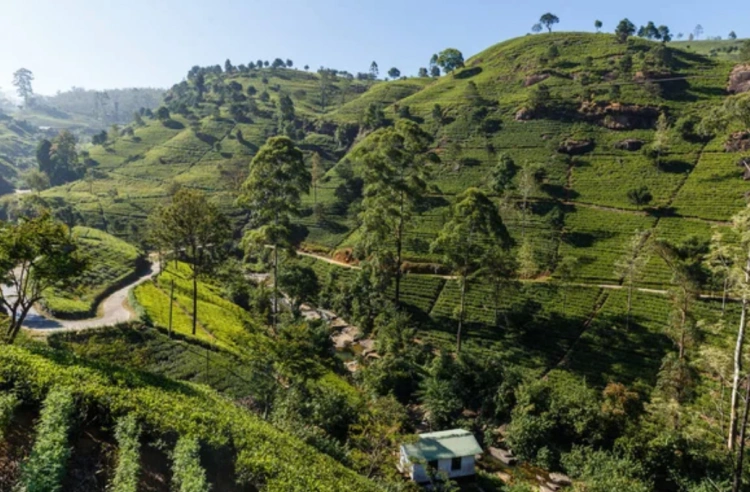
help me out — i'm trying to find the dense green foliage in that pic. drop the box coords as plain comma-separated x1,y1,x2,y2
109,414,141,492
172,436,210,492
0,391,18,440
19,388,75,492
0,343,380,491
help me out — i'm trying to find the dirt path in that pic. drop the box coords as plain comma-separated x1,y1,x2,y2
2,261,160,333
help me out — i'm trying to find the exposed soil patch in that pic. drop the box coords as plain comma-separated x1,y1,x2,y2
0,405,39,492
61,421,116,492
524,73,549,87
332,248,356,265
139,438,172,492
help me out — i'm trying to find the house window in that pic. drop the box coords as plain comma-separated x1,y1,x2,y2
451,457,462,471
428,460,439,471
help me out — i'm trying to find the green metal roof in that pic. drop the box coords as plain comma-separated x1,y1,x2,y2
402,429,482,461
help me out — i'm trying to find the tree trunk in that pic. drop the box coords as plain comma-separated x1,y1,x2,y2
626,280,633,330
724,276,729,316
273,242,279,333
729,255,750,451
192,275,198,336
733,378,750,492
679,291,687,360
395,193,404,304
457,275,467,353
168,279,175,337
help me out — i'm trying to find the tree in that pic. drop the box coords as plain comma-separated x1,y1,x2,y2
23,170,50,192
539,13,560,33
355,120,432,303
491,153,517,194
418,67,428,77
531,23,543,34
286,59,293,68
238,137,310,332
224,59,234,73
436,48,465,73
431,104,443,125
1,213,86,343
517,162,543,238
369,61,379,79
644,113,670,168
387,67,401,79
658,25,672,43
362,103,386,131
156,106,170,121
627,186,653,208
594,20,603,32
729,31,738,40
429,65,440,77
557,256,580,315
310,151,324,207
615,18,636,43
12,68,34,107
479,246,517,327
148,189,229,336
694,24,704,40
708,207,750,452
278,265,318,316
431,188,511,352
272,58,285,69
614,230,651,328
37,131,82,186
740,41,750,63
707,230,735,315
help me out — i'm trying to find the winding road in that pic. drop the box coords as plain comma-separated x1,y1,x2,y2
1,261,160,332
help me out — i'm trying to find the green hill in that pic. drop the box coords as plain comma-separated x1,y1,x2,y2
18,30,749,384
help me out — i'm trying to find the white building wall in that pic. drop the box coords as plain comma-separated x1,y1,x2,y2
401,454,476,482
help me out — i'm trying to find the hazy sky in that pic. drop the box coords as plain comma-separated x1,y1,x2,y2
1,0,745,96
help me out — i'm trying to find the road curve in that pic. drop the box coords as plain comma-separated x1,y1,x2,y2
2,261,160,332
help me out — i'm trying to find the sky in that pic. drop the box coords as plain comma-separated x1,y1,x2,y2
0,0,745,96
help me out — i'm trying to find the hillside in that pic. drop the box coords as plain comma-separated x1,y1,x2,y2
4,29,750,490
0,111,40,188
0,342,379,491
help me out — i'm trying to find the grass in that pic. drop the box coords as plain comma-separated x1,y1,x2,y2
132,262,261,351
0,343,380,491
40,226,144,318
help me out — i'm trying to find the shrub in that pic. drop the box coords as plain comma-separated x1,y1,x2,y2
0,392,19,440
172,436,210,492
109,414,141,492
20,388,76,492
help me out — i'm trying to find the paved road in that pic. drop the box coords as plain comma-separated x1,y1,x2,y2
1,261,160,332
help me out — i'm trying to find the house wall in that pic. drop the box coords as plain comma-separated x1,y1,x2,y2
402,454,475,483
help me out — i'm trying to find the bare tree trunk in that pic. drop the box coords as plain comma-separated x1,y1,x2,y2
192,275,198,336
724,276,729,316
273,243,279,333
733,377,750,492
729,255,750,451
395,193,404,304
457,275,467,353
168,279,174,337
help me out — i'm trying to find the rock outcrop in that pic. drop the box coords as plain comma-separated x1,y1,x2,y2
579,101,660,130
558,139,595,155
725,131,750,153
614,138,645,151
728,64,750,94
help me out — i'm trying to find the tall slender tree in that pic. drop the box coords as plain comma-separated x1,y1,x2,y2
614,230,651,329
709,207,750,451
148,189,229,336
431,188,512,352
12,68,34,107
355,120,432,303
238,136,310,332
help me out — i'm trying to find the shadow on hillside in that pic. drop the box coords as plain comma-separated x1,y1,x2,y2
542,183,579,200
454,67,483,79
659,159,693,174
162,119,185,130
562,231,600,247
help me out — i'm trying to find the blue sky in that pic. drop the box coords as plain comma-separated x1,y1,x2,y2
1,0,744,95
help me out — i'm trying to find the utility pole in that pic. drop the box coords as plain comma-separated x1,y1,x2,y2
168,279,174,337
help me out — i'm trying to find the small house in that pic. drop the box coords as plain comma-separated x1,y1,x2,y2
398,429,482,483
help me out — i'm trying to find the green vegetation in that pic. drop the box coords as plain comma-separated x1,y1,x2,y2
41,226,144,317
19,387,76,492
109,414,141,492
0,343,379,491
172,436,210,492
